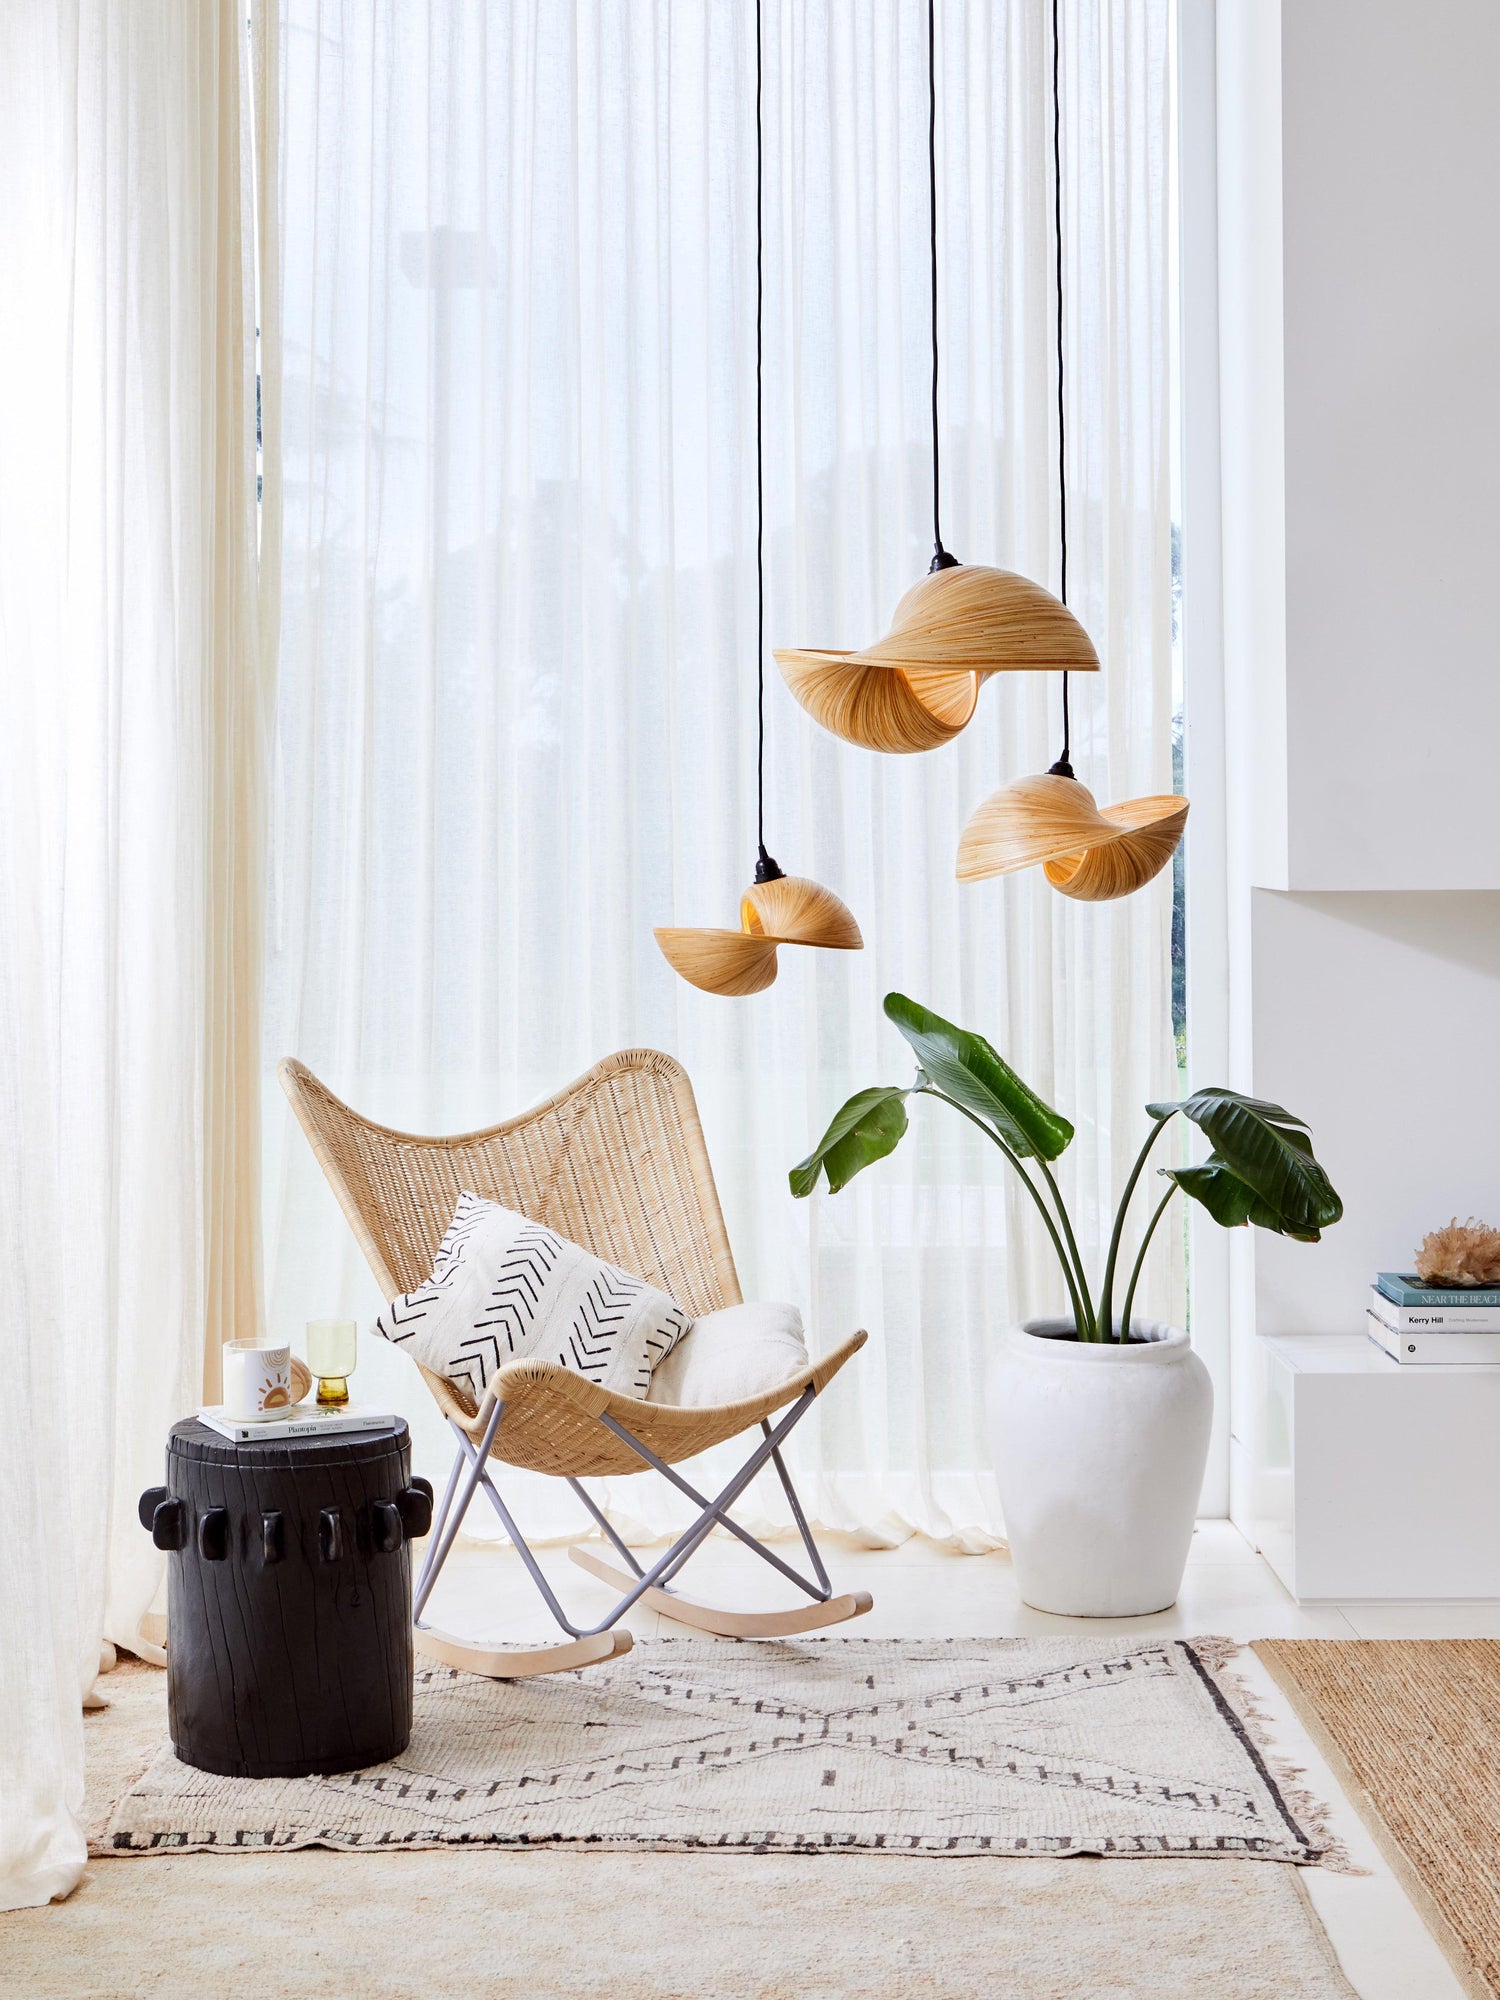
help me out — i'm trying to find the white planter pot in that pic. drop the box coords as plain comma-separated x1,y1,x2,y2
989,1317,1213,1617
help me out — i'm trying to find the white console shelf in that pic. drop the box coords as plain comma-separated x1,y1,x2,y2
1241,1332,1500,1603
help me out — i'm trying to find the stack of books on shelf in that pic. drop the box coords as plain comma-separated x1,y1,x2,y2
1366,1274,1500,1365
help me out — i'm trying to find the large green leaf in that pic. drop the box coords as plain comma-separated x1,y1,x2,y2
789,1086,911,1198
1163,1157,1323,1241
882,994,1074,1161
1147,1089,1307,1128
1155,1087,1342,1236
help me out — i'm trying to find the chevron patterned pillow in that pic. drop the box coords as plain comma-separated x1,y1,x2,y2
371,1191,692,1401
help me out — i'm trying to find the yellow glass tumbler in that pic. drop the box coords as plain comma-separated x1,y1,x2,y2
306,1318,358,1408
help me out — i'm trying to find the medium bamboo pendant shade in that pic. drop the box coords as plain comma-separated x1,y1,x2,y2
948,0,1189,907
655,875,862,997
955,772,1188,902
775,564,1099,754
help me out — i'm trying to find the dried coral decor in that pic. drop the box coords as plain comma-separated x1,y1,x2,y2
654,0,859,996
774,0,1097,753
1413,1217,1500,1287
280,1051,873,1679
955,0,1187,901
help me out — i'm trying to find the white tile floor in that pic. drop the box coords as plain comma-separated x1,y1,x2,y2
426,1519,1473,2000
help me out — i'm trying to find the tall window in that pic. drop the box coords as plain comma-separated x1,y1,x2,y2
263,0,1181,1545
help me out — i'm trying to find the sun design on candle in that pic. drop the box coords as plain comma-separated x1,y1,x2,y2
259,1371,291,1410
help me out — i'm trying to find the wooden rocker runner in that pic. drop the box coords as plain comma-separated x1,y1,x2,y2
279,1049,872,1678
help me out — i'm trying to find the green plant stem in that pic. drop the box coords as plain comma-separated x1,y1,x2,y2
919,1086,1091,1339
1098,1113,1172,1342
1119,1185,1176,1336
1034,1157,1096,1340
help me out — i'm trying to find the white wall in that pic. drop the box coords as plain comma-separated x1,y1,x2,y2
1213,0,1287,900
1252,890,1500,1333
1279,1,1500,891
1194,1,1500,1525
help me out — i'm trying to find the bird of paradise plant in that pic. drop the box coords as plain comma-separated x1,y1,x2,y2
791,994,1342,1342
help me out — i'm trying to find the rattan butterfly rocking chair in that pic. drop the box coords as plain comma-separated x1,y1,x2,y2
279,1049,871,1679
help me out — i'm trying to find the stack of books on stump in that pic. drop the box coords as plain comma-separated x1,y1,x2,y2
197,1404,400,1443
1366,1273,1500,1365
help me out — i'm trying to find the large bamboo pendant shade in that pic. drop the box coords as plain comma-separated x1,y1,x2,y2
955,772,1187,902
655,874,862,997
775,563,1099,754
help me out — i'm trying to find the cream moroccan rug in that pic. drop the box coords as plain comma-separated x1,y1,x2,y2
101,1636,1333,1864
7,1656,1357,2000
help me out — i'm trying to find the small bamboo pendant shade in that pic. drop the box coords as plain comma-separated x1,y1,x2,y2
775,563,1099,755
654,1,862,1000
955,771,1188,903
655,875,862,997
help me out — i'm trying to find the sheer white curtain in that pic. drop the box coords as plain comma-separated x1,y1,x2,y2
0,2,269,1908
265,0,1177,1551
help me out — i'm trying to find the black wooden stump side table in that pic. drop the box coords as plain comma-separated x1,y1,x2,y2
139,1419,433,1778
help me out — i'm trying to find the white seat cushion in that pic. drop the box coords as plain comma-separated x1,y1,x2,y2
647,1301,810,1409
372,1191,691,1402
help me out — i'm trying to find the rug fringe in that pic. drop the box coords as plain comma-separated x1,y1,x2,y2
1189,1636,1363,1877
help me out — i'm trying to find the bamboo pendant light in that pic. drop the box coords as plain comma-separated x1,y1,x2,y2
655,873,863,998
955,771,1189,901
774,0,1097,756
956,0,1187,902
654,0,861,998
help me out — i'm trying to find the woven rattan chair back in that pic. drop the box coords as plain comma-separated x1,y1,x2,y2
277,1048,743,1319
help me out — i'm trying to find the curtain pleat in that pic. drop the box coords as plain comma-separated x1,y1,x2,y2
0,0,268,1908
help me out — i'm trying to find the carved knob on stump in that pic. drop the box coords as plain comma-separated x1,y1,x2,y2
196,1508,229,1561
150,1497,188,1551
396,1482,434,1539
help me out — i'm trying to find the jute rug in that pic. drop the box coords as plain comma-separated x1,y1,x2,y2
100,1635,1333,1863
1257,1638,1500,2000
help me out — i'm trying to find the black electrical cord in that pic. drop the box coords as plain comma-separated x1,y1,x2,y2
754,0,782,884
928,0,958,574
1047,0,1074,779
